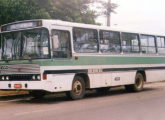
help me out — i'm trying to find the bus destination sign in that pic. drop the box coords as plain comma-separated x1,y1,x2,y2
1,21,41,32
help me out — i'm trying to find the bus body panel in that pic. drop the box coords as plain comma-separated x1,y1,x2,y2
146,70,165,82
46,73,75,92
88,71,136,88
0,63,165,92
0,74,75,92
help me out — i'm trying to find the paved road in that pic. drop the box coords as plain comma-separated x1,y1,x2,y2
0,82,165,120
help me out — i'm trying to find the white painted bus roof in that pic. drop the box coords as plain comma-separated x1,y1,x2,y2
1,19,165,37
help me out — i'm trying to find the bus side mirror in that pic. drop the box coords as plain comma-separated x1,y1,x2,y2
52,35,59,50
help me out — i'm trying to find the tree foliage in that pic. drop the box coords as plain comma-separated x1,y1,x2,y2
0,0,51,25
51,0,97,24
0,0,98,25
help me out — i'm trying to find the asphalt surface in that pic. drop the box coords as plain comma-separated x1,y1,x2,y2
0,82,165,120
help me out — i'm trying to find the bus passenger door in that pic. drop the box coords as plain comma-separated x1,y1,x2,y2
51,26,73,59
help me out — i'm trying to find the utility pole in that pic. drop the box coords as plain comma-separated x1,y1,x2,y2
107,0,111,27
97,0,117,27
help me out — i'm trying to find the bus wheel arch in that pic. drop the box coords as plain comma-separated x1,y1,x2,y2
74,73,90,89
137,70,146,82
66,73,89,100
125,70,146,92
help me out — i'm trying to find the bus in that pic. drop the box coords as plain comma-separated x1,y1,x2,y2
0,19,165,100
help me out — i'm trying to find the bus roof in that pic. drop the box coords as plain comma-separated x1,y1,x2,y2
1,19,165,37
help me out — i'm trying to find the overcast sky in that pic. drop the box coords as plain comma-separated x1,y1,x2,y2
96,0,165,35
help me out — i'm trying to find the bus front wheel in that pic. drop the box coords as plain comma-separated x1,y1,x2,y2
66,76,85,100
125,72,144,92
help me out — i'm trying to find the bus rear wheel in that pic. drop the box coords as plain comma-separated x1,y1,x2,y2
66,76,85,100
125,73,144,92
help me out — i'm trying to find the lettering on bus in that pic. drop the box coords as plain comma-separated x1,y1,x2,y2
0,66,8,70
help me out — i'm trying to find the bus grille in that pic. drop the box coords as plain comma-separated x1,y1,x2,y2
0,64,40,75
0,74,41,81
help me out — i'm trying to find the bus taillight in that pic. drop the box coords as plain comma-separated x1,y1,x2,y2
43,74,47,80
2,26,6,31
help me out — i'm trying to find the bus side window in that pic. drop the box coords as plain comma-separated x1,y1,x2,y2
157,37,165,54
0,34,1,49
73,27,98,53
0,35,1,59
99,30,121,53
52,30,71,58
121,33,140,53
140,35,156,54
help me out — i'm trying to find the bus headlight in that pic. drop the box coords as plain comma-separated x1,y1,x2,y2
37,75,41,80
32,75,36,80
6,76,9,80
2,76,5,80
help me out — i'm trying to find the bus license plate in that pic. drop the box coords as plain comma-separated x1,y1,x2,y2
14,84,22,89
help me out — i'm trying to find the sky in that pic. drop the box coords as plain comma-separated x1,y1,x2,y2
96,0,165,35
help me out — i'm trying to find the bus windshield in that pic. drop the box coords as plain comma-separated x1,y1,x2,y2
1,28,50,60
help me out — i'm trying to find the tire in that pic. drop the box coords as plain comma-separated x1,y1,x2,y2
66,76,85,100
125,73,144,92
30,91,46,99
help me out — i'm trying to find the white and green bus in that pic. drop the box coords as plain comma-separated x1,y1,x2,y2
0,19,165,99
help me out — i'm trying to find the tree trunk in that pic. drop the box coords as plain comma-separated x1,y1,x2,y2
107,14,110,27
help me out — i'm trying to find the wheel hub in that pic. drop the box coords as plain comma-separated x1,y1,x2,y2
73,81,82,95
136,76,142,88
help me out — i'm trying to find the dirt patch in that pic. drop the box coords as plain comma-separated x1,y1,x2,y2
0,91,29,96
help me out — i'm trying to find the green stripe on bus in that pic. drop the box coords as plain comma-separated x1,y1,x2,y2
1,56,165,66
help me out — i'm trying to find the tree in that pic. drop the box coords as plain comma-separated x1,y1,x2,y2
96,0,118,26
0,0,98,25
0,0,51,25
51,0,98,24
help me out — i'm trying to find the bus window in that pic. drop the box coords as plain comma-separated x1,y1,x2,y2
157,37,165,54
0,34,1,49
52,30,71,58
140,35,156,54
100,30,121,53
2,28,49,60
73,28,98,53
0,34,1,60
0,33,1,49
121,33,140,53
